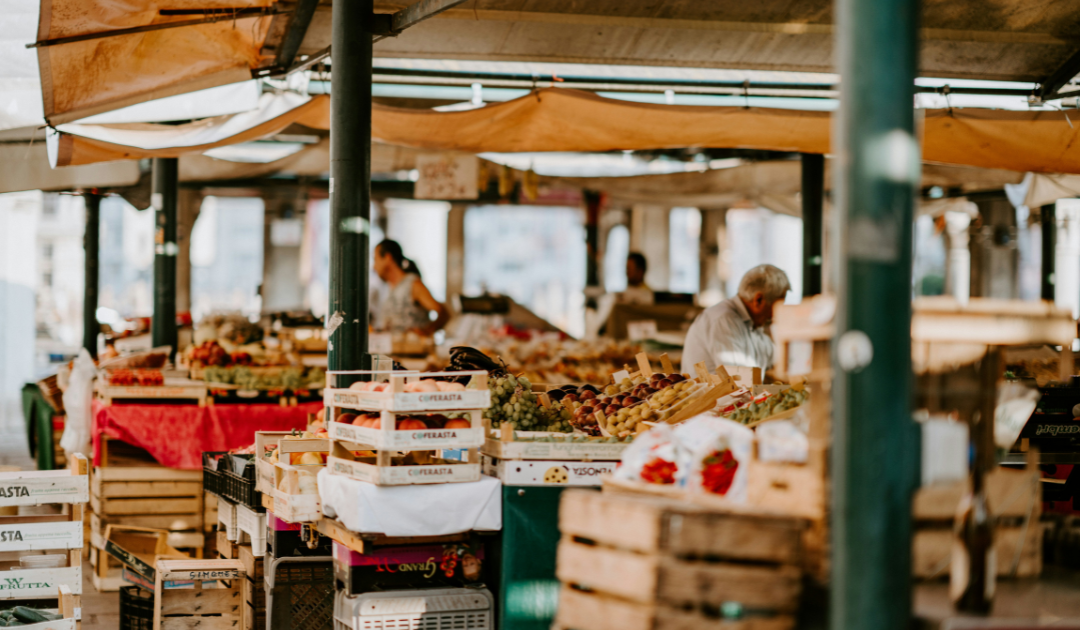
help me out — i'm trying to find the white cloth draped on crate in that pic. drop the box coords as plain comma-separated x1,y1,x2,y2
318,470,502,537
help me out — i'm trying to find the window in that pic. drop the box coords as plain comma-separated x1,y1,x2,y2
669,208,701,294
724,208,803,301
190,197,265,320
603,224,630,293
464,205,586,337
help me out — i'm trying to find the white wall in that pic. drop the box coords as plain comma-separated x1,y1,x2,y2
0,192,40,432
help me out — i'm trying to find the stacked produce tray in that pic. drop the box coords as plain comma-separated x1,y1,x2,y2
203,452,264,512
324,370,489,486
481,424,627,486
553,490,806,630
0,455,88,605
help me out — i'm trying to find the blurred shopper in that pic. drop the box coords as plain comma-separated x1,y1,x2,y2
372,240,450,335
681,264,791,373
626,252,650,290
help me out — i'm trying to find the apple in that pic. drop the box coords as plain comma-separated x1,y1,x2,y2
622,396,641,408
656,379,673,389
668,373,686,383
396,418,428,431
563,393,578,404
580,390,597,401
604,404,620,416
336,413,357,425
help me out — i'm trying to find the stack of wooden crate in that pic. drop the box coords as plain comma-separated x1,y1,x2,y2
912,451,1043,580
216,536,265,630
88,455,211,592
554,490,806,630
0,455,88,616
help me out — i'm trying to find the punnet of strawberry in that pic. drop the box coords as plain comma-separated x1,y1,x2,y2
640,458,677,484
700,448,739,495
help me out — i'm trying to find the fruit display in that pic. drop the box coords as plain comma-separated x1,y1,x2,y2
508,434,634,444
0,605,65,625
720,387,809,425
348,379,467,393
438,334,643,386
202,365,325,390
558,371,713,437
334,412,473,431
106,368,164,386
482,374,574,433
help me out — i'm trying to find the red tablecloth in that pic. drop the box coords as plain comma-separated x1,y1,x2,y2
91,400,320,469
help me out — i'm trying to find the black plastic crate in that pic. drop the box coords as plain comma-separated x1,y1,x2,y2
119,585,154,630
221,453,265,512
266,525,332,558
267,556,334,630
202,451,227,498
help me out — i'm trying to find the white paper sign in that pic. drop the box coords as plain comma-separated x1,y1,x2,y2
369,333,392,355
415,154,479,200
627,320,658,341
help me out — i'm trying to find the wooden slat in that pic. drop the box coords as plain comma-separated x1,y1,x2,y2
559,490,803,564
554,585,795,630
94,467,202,483
92,477,202,499
912,526,1042,579
160,588,241,615
91,495,201,516
161,616,242,630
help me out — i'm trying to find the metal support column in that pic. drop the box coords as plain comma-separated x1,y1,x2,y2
328,0,373,373
82,191,101,359
151,158,178,357
801,153,825,297
1042,203,1056,301
832,0,920,627
583,190,603,307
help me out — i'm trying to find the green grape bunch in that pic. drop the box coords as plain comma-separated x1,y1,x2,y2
482,374,574,432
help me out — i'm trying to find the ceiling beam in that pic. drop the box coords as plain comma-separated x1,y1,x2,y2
1038,48,1080,101
274,0,322,71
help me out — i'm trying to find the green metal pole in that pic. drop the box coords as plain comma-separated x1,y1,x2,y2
151,158,178,358
83,191,101,359
801,153,825,297
832,0,921,627
1041,203,1056,301
328,0,373,374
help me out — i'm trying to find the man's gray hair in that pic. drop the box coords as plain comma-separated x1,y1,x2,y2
737,264,792,302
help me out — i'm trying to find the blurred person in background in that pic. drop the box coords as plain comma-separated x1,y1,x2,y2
372,240,450,335
681,264,791,374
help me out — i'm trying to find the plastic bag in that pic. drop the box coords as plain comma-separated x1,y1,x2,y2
613,423,678,485
756,418,809,464
674,416,754,501
995,381,1041,449
59,349,96,457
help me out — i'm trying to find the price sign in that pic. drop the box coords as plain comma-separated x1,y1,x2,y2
369,333,392,355
627,320,658,341
415,154,479,200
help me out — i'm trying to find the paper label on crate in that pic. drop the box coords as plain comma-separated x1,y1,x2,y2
329,457,480,486
0,566,81,598
332,421,483,449
122,568,192,590
484,459,617,486
0,520,82,552
368,333,392,355
0,474,88,507
391,391,490,411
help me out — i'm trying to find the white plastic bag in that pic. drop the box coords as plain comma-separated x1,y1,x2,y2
673,415,754,502
756,418,809,464
59,349,96,457
613,423,679,485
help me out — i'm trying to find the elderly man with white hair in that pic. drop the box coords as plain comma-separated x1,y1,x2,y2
681,264,792,374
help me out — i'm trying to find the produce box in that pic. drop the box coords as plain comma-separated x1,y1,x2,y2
481,425,629,461
265,512,331,557
102,525,188,585
324,370,489,413
0,586,79,630
554,490,805,630
332,540,488,594
483,456,616,487
271,461,322,523
328,410,484,450
327,441,481,486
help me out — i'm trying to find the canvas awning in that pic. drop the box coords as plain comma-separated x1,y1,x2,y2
45,88,1080,175
31,0,1080,127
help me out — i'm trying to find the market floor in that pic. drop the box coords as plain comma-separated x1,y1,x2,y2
80,559,121,629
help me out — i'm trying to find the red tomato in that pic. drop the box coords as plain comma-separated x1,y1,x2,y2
337,413,357,425
443,419,471,429
396,418,428,431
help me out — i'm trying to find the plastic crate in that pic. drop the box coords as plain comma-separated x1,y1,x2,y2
202,451,226,498
334,587,494,630
224,454,264,512
120,585,154,630
266,555,334,630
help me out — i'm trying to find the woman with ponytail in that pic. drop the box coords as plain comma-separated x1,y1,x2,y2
372,239,450,335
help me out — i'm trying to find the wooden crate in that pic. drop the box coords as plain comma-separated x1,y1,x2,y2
152,559,244,630
912,459,1042,579
555,490,803,630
